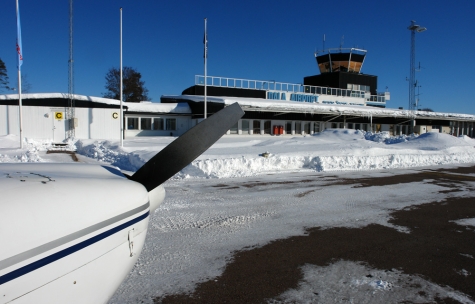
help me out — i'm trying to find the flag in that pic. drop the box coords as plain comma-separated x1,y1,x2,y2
16,0,23,70
203,18,207,61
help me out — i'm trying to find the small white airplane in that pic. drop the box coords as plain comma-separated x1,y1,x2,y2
0,103,244,303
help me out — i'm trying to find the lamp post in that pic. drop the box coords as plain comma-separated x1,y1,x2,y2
408,20,426,134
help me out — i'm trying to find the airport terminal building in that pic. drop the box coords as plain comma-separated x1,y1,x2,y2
1,48,474,141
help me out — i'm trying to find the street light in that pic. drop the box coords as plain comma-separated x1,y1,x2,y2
408,20,426,133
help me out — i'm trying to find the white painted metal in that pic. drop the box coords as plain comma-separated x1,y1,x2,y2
0,163,153,303
53,113,66,142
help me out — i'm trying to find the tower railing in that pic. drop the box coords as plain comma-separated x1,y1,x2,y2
194,75,387,104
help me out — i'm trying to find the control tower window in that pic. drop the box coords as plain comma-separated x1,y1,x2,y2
332,61,350,72
318,63,331,73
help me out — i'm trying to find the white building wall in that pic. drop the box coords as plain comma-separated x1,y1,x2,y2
74,107,121,140
1,105,126,141
1,105,59,140
0,105,19,136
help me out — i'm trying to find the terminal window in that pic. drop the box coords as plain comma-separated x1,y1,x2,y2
286,122,292,134
153,118,164,130
141,118,152,130
127,117,138,130
242,120,250,134
166,118,176,131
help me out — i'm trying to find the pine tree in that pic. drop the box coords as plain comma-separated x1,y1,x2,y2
0,58,10,92
103,67,150,102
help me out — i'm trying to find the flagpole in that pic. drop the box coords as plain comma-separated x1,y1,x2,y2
18,68,22,149
119,7,123,147
16,0,23,149
204,18,207,119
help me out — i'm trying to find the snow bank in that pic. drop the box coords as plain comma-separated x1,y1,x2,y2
2,130,474,177
70,130,475,179
0,135,56,163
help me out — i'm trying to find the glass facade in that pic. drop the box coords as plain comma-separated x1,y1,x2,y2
127,118,138,130
242,120,249,134
253,120,260,134
285,122,291,134
264,121,271,134
313,122,320,133
295,122,302,134
153,118,164,130
127,117,175,131
166,119,176,131
304,122,310,134
141,118,152,130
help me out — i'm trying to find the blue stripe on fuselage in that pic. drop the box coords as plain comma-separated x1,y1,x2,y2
0,211,149,285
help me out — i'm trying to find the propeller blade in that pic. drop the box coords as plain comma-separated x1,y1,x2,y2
130,103,244,191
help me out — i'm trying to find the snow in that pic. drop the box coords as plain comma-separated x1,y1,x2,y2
3,92,475,118
5,129,474,177
170,94,475,119
0,93,191,114
1,130,475,303
271,261,474,304
74,130,475,178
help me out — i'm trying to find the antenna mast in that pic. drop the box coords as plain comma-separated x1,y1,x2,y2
407,20,426,132
67,0,75,139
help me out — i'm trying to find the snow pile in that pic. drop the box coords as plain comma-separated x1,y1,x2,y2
1,130,475,178
363,131,415,144
174,131,475,179
75,140,146,172
0,135,53,163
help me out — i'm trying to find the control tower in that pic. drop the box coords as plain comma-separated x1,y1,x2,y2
304,47,378,97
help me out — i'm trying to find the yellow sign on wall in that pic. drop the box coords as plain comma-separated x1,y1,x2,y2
112,112,119,119
55,112,63,120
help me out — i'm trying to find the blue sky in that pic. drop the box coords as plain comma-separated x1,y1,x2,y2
1,0,474,115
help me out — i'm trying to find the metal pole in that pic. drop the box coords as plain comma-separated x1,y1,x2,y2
17,70,22,149
407,21,426,134
204,18,207,119
120,7,123,147
67,0,75,139
409,21,416,113
16,0,23,149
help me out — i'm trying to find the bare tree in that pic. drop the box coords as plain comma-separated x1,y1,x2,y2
21,73,32,93
103,67,150,102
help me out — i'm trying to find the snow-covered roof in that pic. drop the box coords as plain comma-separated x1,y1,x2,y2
164,95,475,121
0,93,191,114
0,93,120,105
125,102,190,114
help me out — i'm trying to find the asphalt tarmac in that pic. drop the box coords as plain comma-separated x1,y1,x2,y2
156,165,475,304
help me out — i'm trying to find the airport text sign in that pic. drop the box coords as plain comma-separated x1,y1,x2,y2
267,91,318,103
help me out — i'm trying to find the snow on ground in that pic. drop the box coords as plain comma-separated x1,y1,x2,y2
76,130,475,178
271,261,474,304
1,130,475,303
2,130,474,177
106,167,475,303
